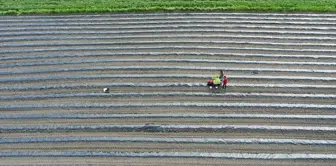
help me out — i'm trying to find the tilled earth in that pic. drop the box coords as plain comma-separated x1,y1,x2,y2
0,12,336,165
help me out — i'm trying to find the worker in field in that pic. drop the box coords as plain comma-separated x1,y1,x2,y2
213,75,221,87
222,76,228,89
208,75,220,88
219,70,224,81
207,78,214,86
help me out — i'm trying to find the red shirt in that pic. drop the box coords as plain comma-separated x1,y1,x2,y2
223,78,228,84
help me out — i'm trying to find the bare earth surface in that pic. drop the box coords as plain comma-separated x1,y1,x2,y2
0,12,335,165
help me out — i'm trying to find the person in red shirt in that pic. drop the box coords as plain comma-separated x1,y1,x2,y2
207,79,214,87
222,76,228,89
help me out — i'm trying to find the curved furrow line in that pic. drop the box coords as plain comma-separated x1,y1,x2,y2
2,59,335,68
2,15,336,23
1,92,335,100
0,124,335,132
1,75,335,83
0,18,333,25
1,24,336,32
3,22,336,29
2,41,336,48
2,66,335,76
2,12,336,18
1,102,335,110
0,151,335,159
1,20,336,28
5,18,333,26
2,83,335,91
2,29,335,37
1,136,335,145
1,46,336,55
2,35,336,42
1,113,335,120
1,52,334,61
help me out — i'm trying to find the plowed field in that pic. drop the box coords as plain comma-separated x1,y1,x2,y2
0,12,335,165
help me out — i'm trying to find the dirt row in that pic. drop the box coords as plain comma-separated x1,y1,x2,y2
1,95,336,106
1,107,335,116
2,86,335,97
2,131,335,140
3,48,335,57
1,118,334,126
2,54,334,65
3,42,336,50
1,142,334,153
3,69,335,78
1,157,335,166
3,36,336,45
2,61,335,71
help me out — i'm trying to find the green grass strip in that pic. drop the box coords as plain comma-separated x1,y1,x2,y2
1,0,336,15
